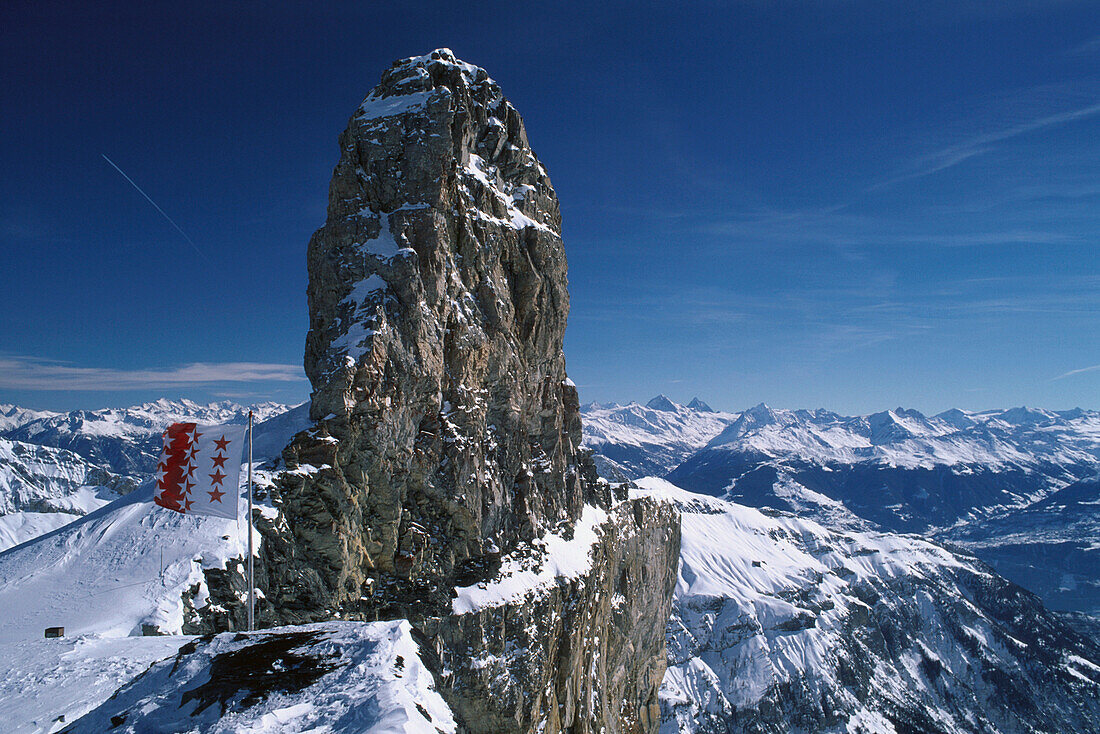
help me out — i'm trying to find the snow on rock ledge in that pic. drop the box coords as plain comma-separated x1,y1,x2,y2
451,503,608,615
425,495,679,733
63,621,456,734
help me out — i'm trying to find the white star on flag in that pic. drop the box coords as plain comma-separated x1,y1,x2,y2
153,422,247,519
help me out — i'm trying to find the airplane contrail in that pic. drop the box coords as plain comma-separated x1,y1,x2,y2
101,154,210,262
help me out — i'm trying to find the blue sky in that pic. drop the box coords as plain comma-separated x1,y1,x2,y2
1,1,1097,414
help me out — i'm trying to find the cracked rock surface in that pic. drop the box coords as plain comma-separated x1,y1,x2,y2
243,50,680,733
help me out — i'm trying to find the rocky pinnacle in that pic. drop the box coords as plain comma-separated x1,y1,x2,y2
252,50,680,732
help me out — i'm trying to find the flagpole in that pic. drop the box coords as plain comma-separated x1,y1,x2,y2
247,410,254,632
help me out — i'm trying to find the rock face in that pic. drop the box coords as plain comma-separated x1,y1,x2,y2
433,498,678,733
255,50,680,732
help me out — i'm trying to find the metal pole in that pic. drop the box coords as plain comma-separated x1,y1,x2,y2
247,410,254,632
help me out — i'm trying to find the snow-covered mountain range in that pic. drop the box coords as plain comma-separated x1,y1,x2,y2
0,400,309,552
582,396,739,479
584,399,1100,484
668,403,1099,528
0,392,1095,731
2,399,298,481
1,467,1097,732
583,398,1100,617
636,478,1100,733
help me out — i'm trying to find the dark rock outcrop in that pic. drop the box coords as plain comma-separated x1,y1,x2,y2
267,48,588,617
246,49,679,732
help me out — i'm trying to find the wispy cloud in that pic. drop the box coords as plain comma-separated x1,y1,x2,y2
1052,364,1100,381
874,97,1100,189
1066,35,1100,57
0,355,307,391
698,206,1077,250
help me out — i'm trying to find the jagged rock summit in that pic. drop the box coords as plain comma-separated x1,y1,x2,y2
275,45,591,615
686,397,713,412
256,50,679,732
646,394,679,412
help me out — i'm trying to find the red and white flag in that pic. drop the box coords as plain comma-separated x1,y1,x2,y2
153,423,247,519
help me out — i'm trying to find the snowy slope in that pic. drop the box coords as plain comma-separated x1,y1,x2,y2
662,404,1100,613
0,438,133,551
0,634,189,734
0,404,60,433
63,621,456,734
0,512,90,554
0,465,301,733
582,396,738,479
0,437,462,734
249,402,312,465
0,606,456,734
943,474,1100,615
0,482,253,643
635,478,1100,734
0,473,249,732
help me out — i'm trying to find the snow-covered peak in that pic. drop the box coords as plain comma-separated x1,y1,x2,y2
582,401,739,479
396,48,481,79
866,408,929,443
356,48,490,123
645,394,679,412
993,405,1061,427
740,401,782,425
935,407,978,430
707,403,790,446
686,397,714,412
700,403,1100,469
0,405,60,433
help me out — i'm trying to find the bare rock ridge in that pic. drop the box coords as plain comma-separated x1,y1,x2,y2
253,49,680,732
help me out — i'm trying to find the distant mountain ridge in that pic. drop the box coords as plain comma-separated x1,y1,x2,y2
584,398,1099,472
2,398,303,480
700,402,1099,470
0,404,60,433
0,399,308,551
581,395,739,479
583,397,1100,615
